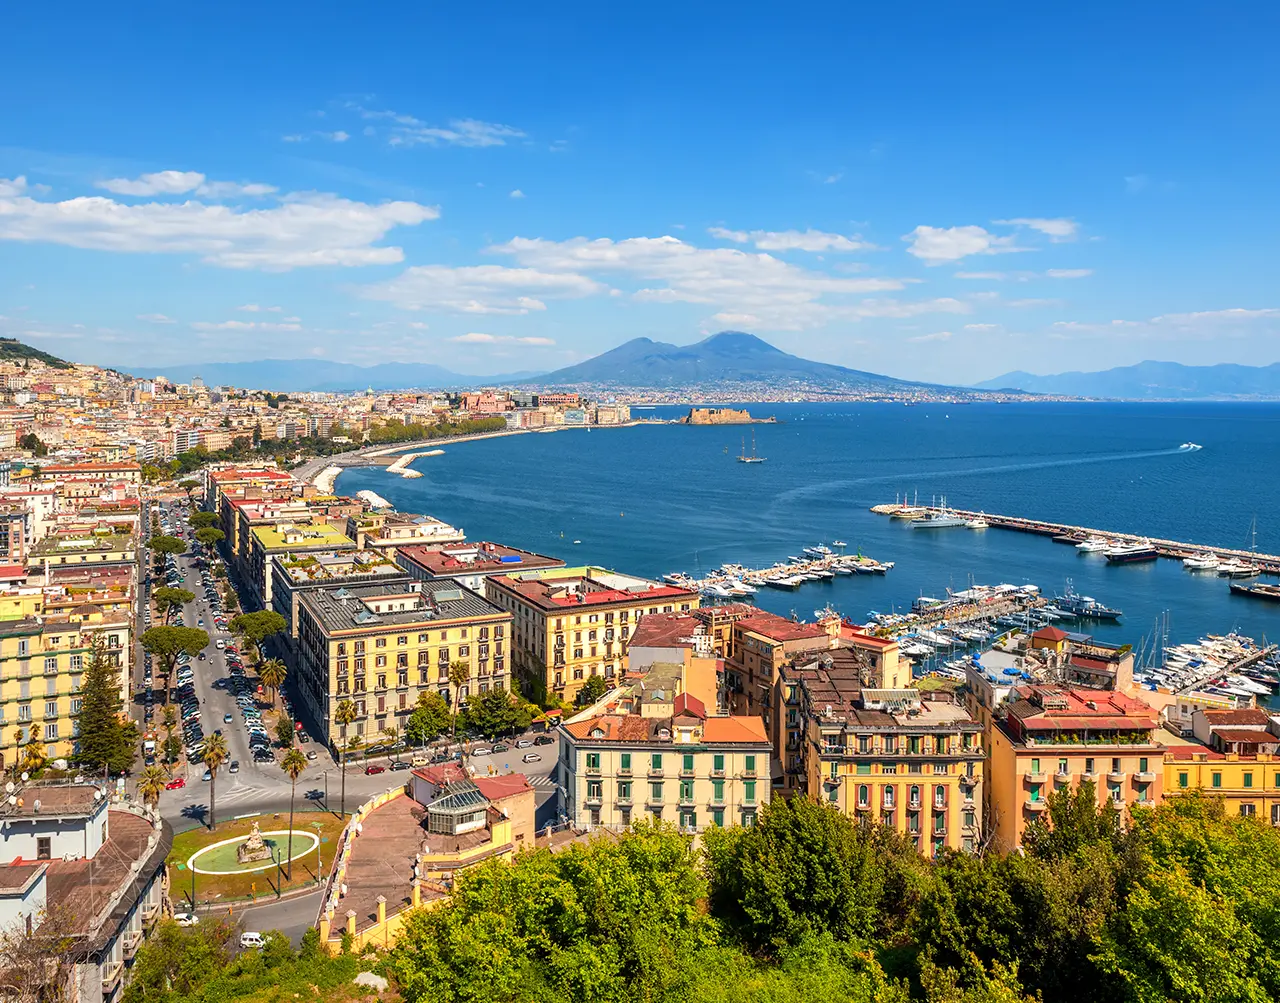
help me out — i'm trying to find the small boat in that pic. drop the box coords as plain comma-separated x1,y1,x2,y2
831,540,848,548
1218,560,1260,579
966,515,989,529
737,429,766,463
1075,536,1110,553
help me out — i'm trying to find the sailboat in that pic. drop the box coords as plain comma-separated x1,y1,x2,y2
737,429,766,463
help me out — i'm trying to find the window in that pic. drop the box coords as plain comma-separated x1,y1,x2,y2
744,754,756,774
1240,803,1256,817
857,784,869,808
44,723,57,740
586,752,600,771
743,780,757,804
650,781,663,802
1084,757,1095,775
36,837,50,861
1178,772,1188,789
1030,758,1040,774
682,753,694,773
587,780,602,800
712,779,724,803
1244,772,1254,789
617,781,632,801
1212,772,1222,789
713,753,724,773
711,809,724,827
651,753,663,772
619,752,631,771
1058,758,1068,774
43,657,57,674
375,638,386,648
680,780,694,802
1109,783,1122,803
44,701,56,718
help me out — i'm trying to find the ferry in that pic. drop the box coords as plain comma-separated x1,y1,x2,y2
1104,541,1158,564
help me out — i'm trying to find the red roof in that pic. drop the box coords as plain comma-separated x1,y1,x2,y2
1032,626,1069,642
1215,729,1279,745
737,613,828,643
474,774,534,801
674,692,706,719
841,628,897,648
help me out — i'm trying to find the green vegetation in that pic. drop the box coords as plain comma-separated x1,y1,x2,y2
18,432,48,456
378,789,1280,1003
459,687,535,738
74,638,138,774
0,337,72,369
153,586,195,623
141,625,209,704
404,691,452,745
365,415,508,445
575,674,608,707
122,919,366,1003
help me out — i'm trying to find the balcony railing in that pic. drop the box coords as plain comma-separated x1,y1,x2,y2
1024,799,1048,812
648,767,664,778
617,765,632,776
101,961,123,993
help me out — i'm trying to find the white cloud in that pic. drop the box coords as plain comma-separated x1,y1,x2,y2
963,323,1000,331
1125,175,1149,193
359,264,603,315
0,189,438,270
994,217,1079,241
1045,268,1093,279
955,271,1010,281
956,268,1094,281
322,131,349,143
0,177,27,197
509,189,525,199
352,106,526,148
449,332,555,346
407,321,430,330
95,171,277,199
281,134,305,143
137,313,175,324
708,227,873,253
908,331,952,343
1007,298,1061,308
236,304,284,313
191,319,302,332
490,234,946,330
904,225,1028,265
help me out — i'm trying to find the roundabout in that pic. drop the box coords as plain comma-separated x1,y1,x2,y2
187,830,320,874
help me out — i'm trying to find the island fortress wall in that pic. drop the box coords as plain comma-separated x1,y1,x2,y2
684,407,764,424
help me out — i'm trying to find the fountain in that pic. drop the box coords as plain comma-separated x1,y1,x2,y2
236,821,273,864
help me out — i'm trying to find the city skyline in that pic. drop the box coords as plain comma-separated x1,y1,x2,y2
3,3,1280,383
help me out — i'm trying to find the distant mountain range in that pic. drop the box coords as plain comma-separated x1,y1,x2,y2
145,360,546,392
534,331,936,391
141,332,943,394
974,360,1280,399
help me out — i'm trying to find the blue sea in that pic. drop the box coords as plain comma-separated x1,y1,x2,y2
337,402,1280,700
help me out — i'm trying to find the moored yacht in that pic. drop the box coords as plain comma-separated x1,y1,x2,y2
1104,540,1158,564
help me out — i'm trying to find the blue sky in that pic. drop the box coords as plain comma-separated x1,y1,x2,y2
2,2,1279,383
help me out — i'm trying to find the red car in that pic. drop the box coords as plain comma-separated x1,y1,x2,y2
364,765,386,775
165,777,187,790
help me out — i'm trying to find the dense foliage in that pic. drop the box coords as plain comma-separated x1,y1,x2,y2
74,638,137,774
381,789,1280,1003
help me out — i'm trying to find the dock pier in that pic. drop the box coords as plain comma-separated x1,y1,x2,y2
872,504,1280,575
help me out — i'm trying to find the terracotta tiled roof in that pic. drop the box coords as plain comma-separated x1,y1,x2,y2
1032,626,1069,642
737,613,828,642
1202,708,1272,726
701,716,768,744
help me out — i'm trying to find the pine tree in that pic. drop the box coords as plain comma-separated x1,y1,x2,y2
76,637,136,775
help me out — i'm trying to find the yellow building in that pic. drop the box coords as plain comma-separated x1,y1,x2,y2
486,567,700,703
986,686,1164,851
30,533,137,570
782,652,983,854
294,579,513,748
0,608,131,765
560,696,772,831
1164,751,1280,825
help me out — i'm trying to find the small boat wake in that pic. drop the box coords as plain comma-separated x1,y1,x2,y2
1178,442,1203,452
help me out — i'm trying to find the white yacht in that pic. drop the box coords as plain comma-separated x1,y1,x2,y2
1075,536,1110,552
1182,554,1220,572
966,514,989,529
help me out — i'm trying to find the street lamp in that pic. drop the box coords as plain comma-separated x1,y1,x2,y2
272,842,282,898
311,821,324,884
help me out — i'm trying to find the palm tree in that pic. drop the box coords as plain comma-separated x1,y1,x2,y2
201,734,230,830
137,765,167,808
10,728,22,778
258,659,287,709
333,699,358,817
448,660,471,743
280,748,306,879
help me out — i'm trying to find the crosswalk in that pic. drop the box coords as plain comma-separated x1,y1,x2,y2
528,774,559,790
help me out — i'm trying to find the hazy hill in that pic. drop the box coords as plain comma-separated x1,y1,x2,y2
537,331,933,389
147,359,545,392
0,338,73,370
974,360,1280,399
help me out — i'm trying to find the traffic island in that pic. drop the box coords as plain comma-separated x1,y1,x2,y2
169,811,347,909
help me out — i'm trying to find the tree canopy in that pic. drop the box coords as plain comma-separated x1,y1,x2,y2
75,639,137,774
461,688,534,738
147,534,185,557
188,511,218,529
405,691,452,745
229,610,286,647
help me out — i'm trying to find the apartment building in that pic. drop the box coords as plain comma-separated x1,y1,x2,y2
986,685,1164,850
0,606,130,765
245,520,354,610
780,652,983,853
269,548,410,650
396,541,563,594
345,511,465,558
293,579,513,747
720,607,838,715
0,785,170,1003
559,692,772,832
1165,746,1280,826
485,566,700,703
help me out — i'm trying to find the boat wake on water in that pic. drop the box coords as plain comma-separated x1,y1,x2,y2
772,445,1203,510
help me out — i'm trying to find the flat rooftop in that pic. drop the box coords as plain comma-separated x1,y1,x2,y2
341,792,424,927
0,784,105,821
32,534,136,556
492,566,696,612
274,549,405,585
251,522,353,551
397,541,564,578
299,579,506,633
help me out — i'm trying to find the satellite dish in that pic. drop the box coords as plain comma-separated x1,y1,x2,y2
19,773,28,783
4,782,13,793
6,796,14,806
93,789,102,800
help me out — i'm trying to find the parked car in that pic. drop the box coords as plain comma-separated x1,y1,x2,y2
223,713,233,724
522,753,542,764
239,932,264,950
364,764,386,775
471,748,492,757
306,750,318,761
533,735,555,746
202,769,212,781
165,777,187,790
515,739,533,749
493,743,510,753
228,760,239,774
173,912,199,927
389,760,410,771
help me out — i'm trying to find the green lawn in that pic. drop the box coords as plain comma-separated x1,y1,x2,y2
170,810,348,909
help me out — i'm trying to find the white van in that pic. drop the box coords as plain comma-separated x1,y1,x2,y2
216,640,225,650
239,931,264,949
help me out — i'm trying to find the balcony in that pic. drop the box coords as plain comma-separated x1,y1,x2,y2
617,765,632,777
122,929,143,958
959,773,978,788
101,960,123,994
740,767,757,779
1024,771,1046,785
708,795,726,806
679,793,696,807
1108,770,1126,783
648,767,664,779
710,767,725,778
1134,771,1156,783
679,767,695,779
1024,799,1048,812
584,790,603,805
646,795,664,807
141,900,161,924
585,764,601,776
1055,768,1071,780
